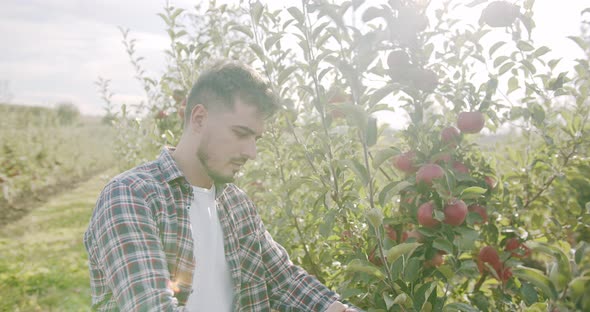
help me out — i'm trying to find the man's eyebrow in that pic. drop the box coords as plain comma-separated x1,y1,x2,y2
233,125,262,139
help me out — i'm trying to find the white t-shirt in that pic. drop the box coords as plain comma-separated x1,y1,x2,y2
185,184,234,311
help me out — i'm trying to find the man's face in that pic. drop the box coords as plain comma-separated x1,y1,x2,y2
197,100,264,184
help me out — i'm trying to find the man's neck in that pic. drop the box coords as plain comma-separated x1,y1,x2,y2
171,144,213,189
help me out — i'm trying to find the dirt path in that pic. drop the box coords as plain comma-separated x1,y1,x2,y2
0,168,112,227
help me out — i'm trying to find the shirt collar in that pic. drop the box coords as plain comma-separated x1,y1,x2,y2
157,147,228,196
157,147,186,184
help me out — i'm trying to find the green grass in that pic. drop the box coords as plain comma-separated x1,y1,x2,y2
0,172,113,312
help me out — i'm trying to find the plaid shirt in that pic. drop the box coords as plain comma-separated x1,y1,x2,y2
84,148,348,311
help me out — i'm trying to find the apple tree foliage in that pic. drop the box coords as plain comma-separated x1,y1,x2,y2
101,0,590,310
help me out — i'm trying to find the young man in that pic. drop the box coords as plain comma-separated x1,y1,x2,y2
84,62,359,311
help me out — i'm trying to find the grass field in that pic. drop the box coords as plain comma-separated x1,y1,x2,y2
0,171,113,312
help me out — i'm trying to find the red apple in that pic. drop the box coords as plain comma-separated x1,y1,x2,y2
177,98,187,120
444,199,468,226
500,266,513,282
327,92,350,104
452,161,470,174
425,251,445,268
384,224,398,241
484,176,496,190
441,126,460,147
505,238,531,258
402,230,424,242
505,238,520,251
368,248,383,266
481,1,520,28
387,50,410,70
408,68,438,93
468,204,488,224
416,164,445,185
361,6,382,22
417,201,440,228
172,89,185,103
393,151,418,173
328,105,345,119
340,230,352,242
477,246,502,274
457,111,485,134
156,110,168,119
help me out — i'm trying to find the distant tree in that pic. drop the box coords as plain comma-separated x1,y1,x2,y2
56,102,80,125
0,80,13,104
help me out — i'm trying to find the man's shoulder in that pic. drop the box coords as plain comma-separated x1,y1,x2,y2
105,160,164,193
220,183,249,201
220,183,258,215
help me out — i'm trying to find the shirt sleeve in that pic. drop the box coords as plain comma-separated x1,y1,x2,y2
254,212,362,312
90,180,186,312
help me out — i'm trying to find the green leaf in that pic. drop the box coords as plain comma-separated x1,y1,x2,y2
520,282,539,306
232,25,253,38
264,35,282,51
521,59,537,75
433,238,454,254
249,43,266,61
575,242,587,265
508,76,519,94
277,66,297,86
489,41,506,57
529,103,545,124
251,1,264,26
493,55,509,68
532,46,550,58
287,6,305,24
512,266,558,300
372,148,398,169
390,181,413,197
337,103,369,130
461,186,487,195
366,207,384,228
414,282,437,312
499,62,515,75
378,181,412,207
567,35,589,51
466,0,487,7
402,258,421,283
517,40,535,52
342,159,369,186
171,8,184,20
386,242,421,264
569,276,590,298
454,227,479,250
368,84,395,107
460,187,487,199
346,259,384,279
157,13,170,25
527,241,571,281
548,58,561,70
365,117,378,147
443,303,479,312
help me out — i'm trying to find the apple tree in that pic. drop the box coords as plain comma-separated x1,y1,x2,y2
102,0,590,310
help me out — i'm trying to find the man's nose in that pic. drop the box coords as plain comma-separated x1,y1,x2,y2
242,139,257,160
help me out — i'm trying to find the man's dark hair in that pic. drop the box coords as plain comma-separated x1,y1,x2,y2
185,62,278,124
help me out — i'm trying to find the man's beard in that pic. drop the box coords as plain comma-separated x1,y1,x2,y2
197,145,234,184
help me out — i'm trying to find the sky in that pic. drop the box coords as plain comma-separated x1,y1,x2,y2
0,0,588,116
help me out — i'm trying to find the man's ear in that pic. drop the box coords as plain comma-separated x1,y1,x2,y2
189,104,208,132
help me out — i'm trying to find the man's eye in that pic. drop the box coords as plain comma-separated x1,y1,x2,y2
234,131,248,138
